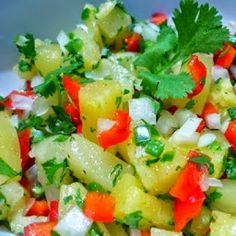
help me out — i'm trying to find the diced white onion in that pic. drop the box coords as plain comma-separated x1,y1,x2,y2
57,30,69,53
45,185,60,202
129,97,156,125
200,174,209,192
76,24,89,33
156,111,178,137
31,96,50,116
221,120,230,133
205,113,221,130
31,76,44,88
135,146,147,158
170,117,202,146
231,65,236,79
197,133,217,148
208,178,223,188
211,65,230,82
151,227,182,236
174,109,195,127
54,206,92,236
9,115,19,128
97,118,116,135
133,22,159,41
129,228,142,236
11,94,35,111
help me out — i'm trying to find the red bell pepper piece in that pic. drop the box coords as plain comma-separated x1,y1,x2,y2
24,221,56,236
215,43,236,69
196,119,206,133
201,102,218,120
83,192,115,223
150,12,167,25
64,102,81,126
141,229,151,236
187,55,207,98
76,124,83,134
49,200,59,222
170,151,206,231
173,187,205,232
26,199,49,217
62,75,80,108
97,110,131,149
124,33,142,52
167,105,178,115
18,129,34,172
224,120,236,150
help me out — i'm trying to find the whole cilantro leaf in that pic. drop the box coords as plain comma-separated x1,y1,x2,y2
18,59,32,72
173,0,229,57
121,211,143,228
15,33,36,60
140,71,194,100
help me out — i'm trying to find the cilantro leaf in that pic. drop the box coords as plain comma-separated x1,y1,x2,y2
173,0,229,57
0,158,20,178
42,158,67,185
65,38,83,55
134,26,177,72
111,164,123,187
35,62,80,97
87,182,107,193
191,156,215,175
205,190,222,206
81,8,91,21
121,211,143,228
75,189,84,209
226,158,236,179
18,115,43,131
18,59,32,72
15,33,36,59
140,71,195,100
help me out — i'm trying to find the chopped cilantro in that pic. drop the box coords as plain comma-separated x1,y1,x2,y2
65,37,83,55
53,135,69,142
0,158,20,178
81,8,91,21
227,107,236,120
184,100,196,110
32,184,45,199
35,63,80,97
123,89,130,95
207,140,222,151
31,129,45,144
18,115,43,131
157,194,173,201
51,231,60,236
63,195,73,205
111,164,123,187
42,158,67,185
90,127,96,133
18,59,32,72
15,33,36,59
87,223,103,236
87,182,107,193
121,211,143,228
226,157,236,179
191,156,214,175
75,189,84,209
115,96,122,108
205,190,222,206
160,151,175,162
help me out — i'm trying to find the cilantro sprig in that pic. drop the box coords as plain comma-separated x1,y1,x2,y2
135,0,229,100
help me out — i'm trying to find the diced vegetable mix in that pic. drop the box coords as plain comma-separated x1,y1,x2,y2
1,0,236,235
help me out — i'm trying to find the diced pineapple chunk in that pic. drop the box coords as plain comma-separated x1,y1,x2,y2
111,174,173,229
97,5,131,43
59,182,87,219
106,223,129,236
210,211,236,236
0,111,21,184
35,43,62,76
210,77,236,108
30,136,72,187
151,227,183,236
79,80,123,143
66,135,133,191
189,206,212,236
210,179,236,215
73,25,101,70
